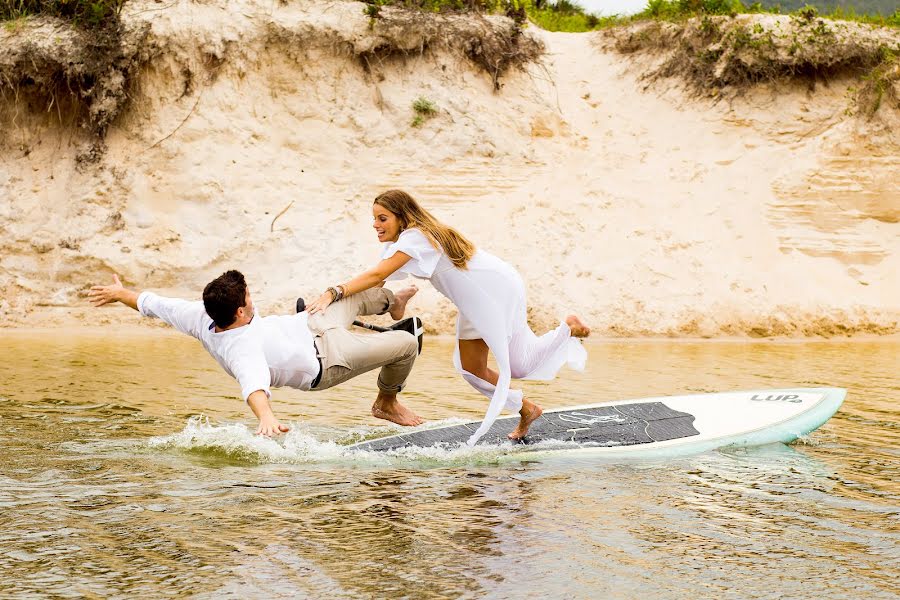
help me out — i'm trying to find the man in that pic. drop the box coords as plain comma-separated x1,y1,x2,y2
89,270,423,436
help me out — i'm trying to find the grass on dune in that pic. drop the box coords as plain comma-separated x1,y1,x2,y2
1,0,125,27
528,1,900,32
2,0,897,31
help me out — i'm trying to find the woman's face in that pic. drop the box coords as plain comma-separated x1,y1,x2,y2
373,203,402,243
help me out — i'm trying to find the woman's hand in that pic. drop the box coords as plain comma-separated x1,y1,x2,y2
306,290,335,315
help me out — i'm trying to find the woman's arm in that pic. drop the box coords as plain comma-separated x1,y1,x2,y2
306,252,411,315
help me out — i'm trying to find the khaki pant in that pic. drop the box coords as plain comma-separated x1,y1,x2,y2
306,288,418,393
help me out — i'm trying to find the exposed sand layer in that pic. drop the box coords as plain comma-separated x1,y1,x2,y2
1,1,897,337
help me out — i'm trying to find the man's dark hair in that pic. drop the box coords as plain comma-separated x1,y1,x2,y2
203,270,248,328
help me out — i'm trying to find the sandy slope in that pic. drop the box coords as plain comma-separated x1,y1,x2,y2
0,0,897,336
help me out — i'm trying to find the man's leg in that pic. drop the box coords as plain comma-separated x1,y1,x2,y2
313,328,422,426
307,288,394,333
307,287,419,333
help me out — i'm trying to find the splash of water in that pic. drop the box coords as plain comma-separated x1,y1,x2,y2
147,416,348,464
147,415,585,465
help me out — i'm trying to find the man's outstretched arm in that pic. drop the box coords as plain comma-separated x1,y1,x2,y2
89,274,139,310
91,274,288,437
247,390,290,437
90,275,205,339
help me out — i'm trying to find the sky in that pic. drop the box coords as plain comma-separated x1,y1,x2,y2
573,0,650,15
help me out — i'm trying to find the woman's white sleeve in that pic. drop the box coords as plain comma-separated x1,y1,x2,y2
381,229,441,279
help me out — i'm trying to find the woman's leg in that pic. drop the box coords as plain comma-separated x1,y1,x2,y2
457,338,491,382
458,339,511,403
507,315,592,380
458,339,542,440
390,285,418,320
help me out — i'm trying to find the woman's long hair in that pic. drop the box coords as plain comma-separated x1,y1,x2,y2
374,190,475,269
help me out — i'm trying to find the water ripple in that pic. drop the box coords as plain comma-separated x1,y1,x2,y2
0,333,897,598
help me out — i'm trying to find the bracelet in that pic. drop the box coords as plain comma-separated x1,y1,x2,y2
327,285,346,302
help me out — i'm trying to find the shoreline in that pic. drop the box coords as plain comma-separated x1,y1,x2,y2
3,323,898,343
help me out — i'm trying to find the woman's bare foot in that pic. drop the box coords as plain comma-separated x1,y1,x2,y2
389,285,418,320
565,314,591,338
371,392,424,426
508,398,543,440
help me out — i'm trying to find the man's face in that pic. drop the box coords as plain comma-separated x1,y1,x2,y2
235,289,254,327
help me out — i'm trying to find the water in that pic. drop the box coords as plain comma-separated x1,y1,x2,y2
0,330,897,598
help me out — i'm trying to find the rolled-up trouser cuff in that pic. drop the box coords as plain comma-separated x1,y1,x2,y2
377,377,405,394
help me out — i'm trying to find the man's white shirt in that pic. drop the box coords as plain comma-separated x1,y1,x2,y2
137,292,320,401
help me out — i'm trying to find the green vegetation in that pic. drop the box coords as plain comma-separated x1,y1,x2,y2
526,0,619,31
3,0,895,32
755,1,898,17
361,0,528,21
852,44,899,115
358,0,611,32
630,1,900,28
357,1,545,90
0,0,138,138
358,0,899,33
610,9,899,115
3,0,893,124
411,96,438,127
364,0,516,9
0,0,125,27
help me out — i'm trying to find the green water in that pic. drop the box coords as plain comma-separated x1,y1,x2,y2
0,330,897,598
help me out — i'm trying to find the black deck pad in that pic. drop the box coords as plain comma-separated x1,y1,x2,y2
352,402,699,452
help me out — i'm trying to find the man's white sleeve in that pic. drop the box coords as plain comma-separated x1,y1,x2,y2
137,292,206,338
229,345,272,402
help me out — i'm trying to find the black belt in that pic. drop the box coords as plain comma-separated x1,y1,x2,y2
310,339,323,389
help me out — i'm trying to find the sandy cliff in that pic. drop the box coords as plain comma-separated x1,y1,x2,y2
0,1,897,336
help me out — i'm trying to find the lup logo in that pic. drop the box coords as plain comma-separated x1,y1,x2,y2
750,393,802,403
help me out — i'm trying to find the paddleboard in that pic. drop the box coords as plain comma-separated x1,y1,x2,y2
350,387,846,457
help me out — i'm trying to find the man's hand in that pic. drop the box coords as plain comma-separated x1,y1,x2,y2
256,415,290,437
89,274,139,310
247,390,290,437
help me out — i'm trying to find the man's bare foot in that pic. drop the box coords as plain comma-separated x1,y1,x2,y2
371,392,424,426
508,399,543,440
389,285,418,320
565,314,591,338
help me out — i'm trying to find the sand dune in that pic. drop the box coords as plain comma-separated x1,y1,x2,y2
0,0,897,336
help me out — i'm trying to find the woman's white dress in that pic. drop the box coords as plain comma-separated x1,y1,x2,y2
382,228,586,445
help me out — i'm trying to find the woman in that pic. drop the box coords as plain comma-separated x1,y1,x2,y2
307,190,590,445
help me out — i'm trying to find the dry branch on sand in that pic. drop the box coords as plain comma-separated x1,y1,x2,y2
603,14,900,116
